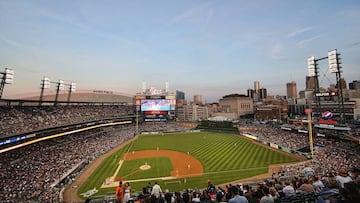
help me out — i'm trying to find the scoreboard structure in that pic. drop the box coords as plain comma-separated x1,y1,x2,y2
134,86,176,122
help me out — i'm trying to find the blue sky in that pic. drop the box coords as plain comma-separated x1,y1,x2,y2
0,0,359,102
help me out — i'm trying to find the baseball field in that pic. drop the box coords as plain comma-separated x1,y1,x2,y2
76,131,301,199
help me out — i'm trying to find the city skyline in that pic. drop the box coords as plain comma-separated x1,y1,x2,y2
1,0,359,102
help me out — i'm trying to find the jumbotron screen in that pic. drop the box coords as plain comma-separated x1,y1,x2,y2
141,99,171,111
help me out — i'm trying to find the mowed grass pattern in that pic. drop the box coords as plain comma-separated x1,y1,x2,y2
78,132,299,197
130,132,295,171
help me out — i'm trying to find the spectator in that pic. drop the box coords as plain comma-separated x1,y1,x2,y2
313,176,325,194
336,169,352,188
124,182,132,203
164,189,173,203
269,187,279,200
297,178,314,193
206,180,215,193
191,191,201,203
228,186,248,203
336,181,360,203
349,167,360,184
135,194,145,203
116,181,124,203
282,181,296,197
260,186,274,203
151,181,163,203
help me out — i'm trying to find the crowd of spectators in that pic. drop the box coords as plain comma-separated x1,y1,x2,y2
0,105,133,138
106,172,359,203
0,118,184,203
253,126,310,150
248,125,359,179
139,122,186,133
0,124,136,202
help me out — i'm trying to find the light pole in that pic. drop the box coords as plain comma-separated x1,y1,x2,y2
39,77,51,105
307,56,327,119
328,49,344,124
67,82,76,105
0,68,14,100
136,105,140,135
54,80,65,106
305,109,314,159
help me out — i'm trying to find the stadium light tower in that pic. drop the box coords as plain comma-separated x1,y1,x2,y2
0,68,14,100
54,80,65,106
40,77,76,106
39,77,51,105
307,56,321,117
307,49,345,123
328,49,345,123
67,82,76,104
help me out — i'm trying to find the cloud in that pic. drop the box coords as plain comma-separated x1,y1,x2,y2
348,41,360,47
0,34,34,50
169,2,213,25
287,26,315,38
34,5,147,50
269,43,287,60
296,35,321,48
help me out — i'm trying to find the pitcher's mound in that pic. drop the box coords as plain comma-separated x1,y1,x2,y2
140,164,151,170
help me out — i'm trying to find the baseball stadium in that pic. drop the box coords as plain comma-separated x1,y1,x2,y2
1,86,359,203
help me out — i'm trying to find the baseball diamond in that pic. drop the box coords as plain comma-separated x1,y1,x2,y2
69,131,303,202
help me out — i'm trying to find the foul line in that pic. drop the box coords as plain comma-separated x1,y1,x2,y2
112,136,137,180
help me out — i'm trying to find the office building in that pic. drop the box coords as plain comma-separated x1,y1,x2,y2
193,94,203,105
286,81,297,99
349,80,360,90
306,76,316,90
219,94,253,118
258,88,267,100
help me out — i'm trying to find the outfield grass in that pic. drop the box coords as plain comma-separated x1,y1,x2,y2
78,132,300,197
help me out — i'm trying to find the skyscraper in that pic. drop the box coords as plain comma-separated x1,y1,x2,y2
286,81,297,99
306,76,316,90
254,81,260,93
253,81,260,102
193,94,203,105
247,88,255,98
258,88,267,100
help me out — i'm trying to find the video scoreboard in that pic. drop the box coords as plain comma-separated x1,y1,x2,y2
134,89,176,122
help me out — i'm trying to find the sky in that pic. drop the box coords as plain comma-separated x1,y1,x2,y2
0,0,359,102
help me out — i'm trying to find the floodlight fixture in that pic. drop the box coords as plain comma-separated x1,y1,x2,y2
43,77,51,89
4,68,14,84
39,76,52,105
70,82,76,92
328,49,341,73
0,68,15,100
307,56,316,76
58,80,65,91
